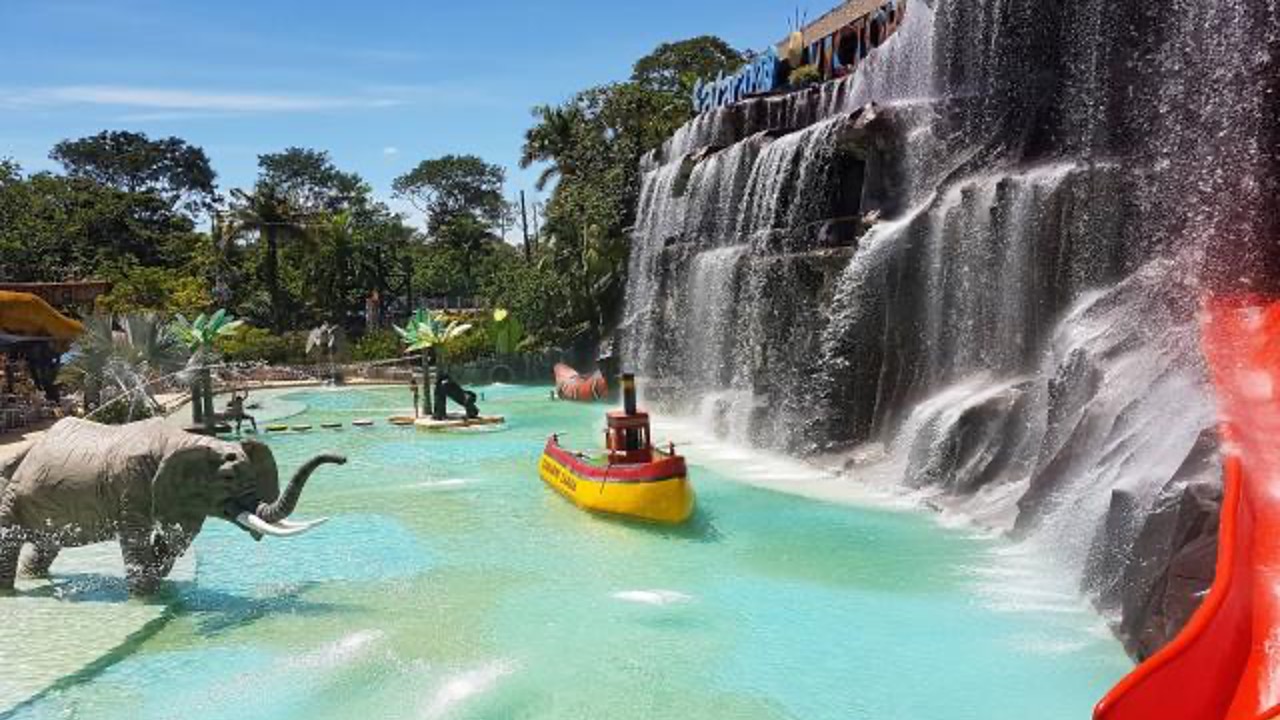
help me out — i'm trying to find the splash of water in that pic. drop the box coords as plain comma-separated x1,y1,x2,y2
621,0,1276,654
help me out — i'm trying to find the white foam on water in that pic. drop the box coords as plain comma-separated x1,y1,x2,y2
659,389,1118,658
289,629,385,670
420,660,517,720
651,414,920,512
162,629,389,718
962,541,1099,619
414,479,472,491
611,589,693,606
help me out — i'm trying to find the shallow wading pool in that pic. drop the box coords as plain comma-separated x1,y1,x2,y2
12,385,1129,719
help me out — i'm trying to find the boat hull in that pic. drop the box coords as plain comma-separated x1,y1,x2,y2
554,363,609,402
538,441,694,525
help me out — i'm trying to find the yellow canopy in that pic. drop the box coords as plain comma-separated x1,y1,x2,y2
0,291,84,341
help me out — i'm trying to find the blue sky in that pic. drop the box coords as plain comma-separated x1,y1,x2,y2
0,0,796,227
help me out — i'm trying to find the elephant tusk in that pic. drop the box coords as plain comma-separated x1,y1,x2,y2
235,512,313,538
275,518,330,532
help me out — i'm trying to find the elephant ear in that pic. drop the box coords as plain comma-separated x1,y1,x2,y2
241,439,280,504
150,446,224,522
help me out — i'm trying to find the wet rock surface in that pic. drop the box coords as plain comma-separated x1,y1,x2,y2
622,0,1277,659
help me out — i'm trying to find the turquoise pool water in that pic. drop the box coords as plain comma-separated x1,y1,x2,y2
14,385,1130,719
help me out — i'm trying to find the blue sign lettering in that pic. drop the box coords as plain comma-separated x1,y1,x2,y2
693,49,780,114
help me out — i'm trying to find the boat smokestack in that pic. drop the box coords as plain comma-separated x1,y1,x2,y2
622,374,637,415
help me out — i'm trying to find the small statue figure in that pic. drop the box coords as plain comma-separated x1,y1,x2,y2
433,374,480,420
226,390,257,435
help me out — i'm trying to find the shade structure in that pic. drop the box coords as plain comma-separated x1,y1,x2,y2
0,332,53,351
0,291,83,348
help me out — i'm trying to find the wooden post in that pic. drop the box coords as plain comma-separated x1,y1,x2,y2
191,377,204,425
420,352,432,418
201,367,215,429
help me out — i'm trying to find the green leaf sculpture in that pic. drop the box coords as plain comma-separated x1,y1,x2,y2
491,308,525,356
394,309,472,364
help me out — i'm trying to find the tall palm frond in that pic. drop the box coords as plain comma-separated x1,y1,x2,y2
520,105,582,191
229,187,308,331
171,309,244,362
393,309,472,356
66,314,188,418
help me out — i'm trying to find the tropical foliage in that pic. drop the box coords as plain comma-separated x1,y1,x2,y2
63,313,186,423
394,309,473,365
0,34,743,358
170,308,242,426
215,326,306,365
519,36,745,345
171,309,244,358
490,308,525,355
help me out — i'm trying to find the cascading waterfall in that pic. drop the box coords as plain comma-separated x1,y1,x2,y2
621,0,1278,660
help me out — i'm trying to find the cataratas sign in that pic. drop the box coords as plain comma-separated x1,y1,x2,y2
692,49,780,114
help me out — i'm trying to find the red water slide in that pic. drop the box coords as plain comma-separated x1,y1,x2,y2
1095,297,1280,720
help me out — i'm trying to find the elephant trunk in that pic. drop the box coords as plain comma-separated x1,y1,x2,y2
256,453,346,523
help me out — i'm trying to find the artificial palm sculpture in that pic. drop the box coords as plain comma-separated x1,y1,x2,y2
394,309,472,417
171,309,243,431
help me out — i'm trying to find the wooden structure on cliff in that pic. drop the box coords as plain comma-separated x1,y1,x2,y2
780,0,906,84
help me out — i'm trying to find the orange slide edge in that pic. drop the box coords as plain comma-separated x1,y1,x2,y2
1095,295,1280,720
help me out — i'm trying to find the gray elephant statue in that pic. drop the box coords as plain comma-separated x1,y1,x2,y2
0,417,346,595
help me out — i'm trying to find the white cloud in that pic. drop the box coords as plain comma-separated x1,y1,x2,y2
382,146,400,157
0,85,402,114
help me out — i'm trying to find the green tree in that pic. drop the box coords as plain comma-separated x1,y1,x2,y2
519,104,584,191
513,36,741,347
95,266,212,317
631,36,746,101
0,170,200,282
393,154,506,233
256,147,367,214
65,313,186,422
50,130,217,215
230,187,306,331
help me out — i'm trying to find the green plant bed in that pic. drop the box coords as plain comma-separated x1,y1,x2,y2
216,326,308,364
789,63,822,88
92,399,155,425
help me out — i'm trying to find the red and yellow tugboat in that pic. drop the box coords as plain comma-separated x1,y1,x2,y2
539,374,694,524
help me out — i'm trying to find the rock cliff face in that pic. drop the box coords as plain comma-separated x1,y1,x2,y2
622,0,1278,658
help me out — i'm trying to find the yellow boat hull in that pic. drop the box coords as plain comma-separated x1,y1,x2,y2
538,451,694,525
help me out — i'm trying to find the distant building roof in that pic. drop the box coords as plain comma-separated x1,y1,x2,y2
781,0,885,48
0,281,112,308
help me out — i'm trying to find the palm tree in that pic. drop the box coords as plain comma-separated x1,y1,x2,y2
171,309,244,429
519,104,582,191
66,314,185,422
394,309,472,417
209,210,241,308
307,211,355,324
118,313,188,378
230,187,306,332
